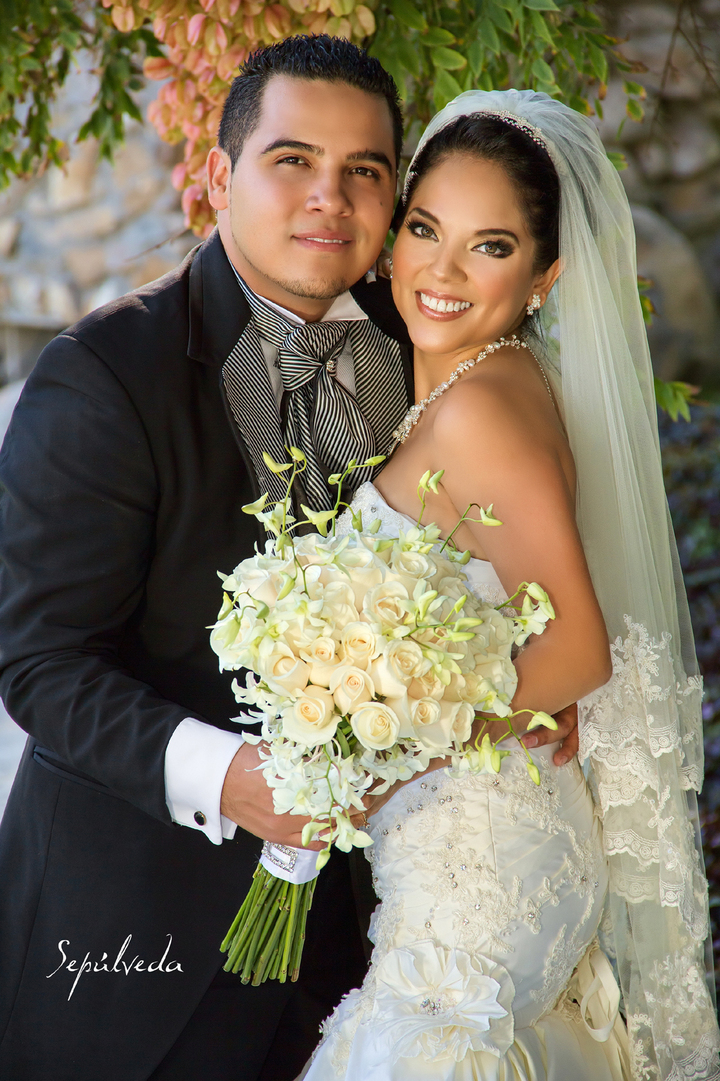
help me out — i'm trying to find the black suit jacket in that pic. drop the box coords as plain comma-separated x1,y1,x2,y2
0,230,412,1081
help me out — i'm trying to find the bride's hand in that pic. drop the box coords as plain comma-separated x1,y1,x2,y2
521,701,579,767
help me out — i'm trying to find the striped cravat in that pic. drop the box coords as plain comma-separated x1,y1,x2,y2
223,273,407,513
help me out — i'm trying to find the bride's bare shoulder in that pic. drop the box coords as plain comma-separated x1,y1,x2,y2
431,348,562,457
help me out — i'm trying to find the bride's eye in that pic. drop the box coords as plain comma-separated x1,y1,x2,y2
475,239,512,257
406,219,437,241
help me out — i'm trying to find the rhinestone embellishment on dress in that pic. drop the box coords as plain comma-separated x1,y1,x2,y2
420,996,444,1016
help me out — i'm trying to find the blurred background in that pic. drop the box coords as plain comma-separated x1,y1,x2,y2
1,0,719,987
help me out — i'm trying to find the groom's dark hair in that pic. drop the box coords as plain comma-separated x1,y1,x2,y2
218,34,403,169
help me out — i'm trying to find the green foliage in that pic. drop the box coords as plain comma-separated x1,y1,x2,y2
77,25,163,162
0,0,690,420
0,0,86,185
638,276,699,421
368,0,636,133
637,274,656,325
0,2,160,187
654,378,698,423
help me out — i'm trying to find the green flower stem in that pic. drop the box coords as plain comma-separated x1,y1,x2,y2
222,871,269,964
236,875,283,981
220,864,268,951
242,874,286,982
335,724,353,759
252,881,290,986
439,502,476,553
221,865,317,985
499,710,536,763
278,882,299,980
493,585,525,611
289,877,317,982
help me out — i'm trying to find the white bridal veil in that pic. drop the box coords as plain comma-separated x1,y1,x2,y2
406,89,720,1079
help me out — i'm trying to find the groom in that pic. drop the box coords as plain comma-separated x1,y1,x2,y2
0,34,577,1081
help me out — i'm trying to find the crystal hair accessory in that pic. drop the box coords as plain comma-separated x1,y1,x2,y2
483,109,547,147
402,106,549,199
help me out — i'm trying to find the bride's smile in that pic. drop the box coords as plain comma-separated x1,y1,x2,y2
391,153,559,386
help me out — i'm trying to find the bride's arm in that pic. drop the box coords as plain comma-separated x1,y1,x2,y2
430,374,611,721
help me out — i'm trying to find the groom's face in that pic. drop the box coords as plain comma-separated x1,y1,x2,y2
208,75,397,320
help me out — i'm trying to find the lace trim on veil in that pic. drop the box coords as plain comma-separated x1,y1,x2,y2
580,616,717,1078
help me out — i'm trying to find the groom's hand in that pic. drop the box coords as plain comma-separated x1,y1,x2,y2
220,742,324,850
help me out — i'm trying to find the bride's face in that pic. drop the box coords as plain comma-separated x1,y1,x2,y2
391,153,551,361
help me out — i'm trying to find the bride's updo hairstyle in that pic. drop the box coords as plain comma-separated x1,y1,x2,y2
396,114,561,281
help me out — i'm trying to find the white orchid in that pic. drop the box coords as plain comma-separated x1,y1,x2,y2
211,460,556,874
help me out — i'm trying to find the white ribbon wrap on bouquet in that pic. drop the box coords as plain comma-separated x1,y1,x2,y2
260,841,321,885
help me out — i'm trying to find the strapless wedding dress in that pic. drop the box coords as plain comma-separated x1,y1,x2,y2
303,483,630,1081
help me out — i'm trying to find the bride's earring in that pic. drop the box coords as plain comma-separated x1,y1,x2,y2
388,259,393,279
526,293,542,315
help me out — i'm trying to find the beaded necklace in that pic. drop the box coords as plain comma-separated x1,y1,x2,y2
390,333,553,449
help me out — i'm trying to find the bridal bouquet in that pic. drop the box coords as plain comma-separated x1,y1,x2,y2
210,450,556,985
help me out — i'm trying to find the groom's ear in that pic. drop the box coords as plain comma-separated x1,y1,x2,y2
207,147,232,212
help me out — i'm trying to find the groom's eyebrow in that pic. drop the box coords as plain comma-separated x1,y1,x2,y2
261,139,323,156
346,148,394,174
260,140,393,173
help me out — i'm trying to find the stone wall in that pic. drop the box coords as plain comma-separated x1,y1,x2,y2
601,0,720,382
0,55,196,384
1,10,720,387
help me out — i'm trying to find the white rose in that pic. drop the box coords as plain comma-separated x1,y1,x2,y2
383,694,414,739
258,640,310,696
334,545,385,605
294,532,345,566
300,636,343,687
281,686,338,746
411,699,472,749
457,671,483,705
357,532,393,564
430,554,462,585
442,671,467,702
339,622,380,670
362,582,409,633
408,669,445,701
330,666,375,715
235,557,292,606
388,639,428,680
472,609,515,659
321,582,360,631
443,699,474,743
369,640,427,697
410,696,443,746
390,548,437,584
436,575,471,604
351,702,400,750
474,653,518,701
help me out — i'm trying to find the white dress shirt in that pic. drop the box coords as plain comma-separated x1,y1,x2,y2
164,288,368,843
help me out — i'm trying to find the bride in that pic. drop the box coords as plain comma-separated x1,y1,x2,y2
302,90,720,1080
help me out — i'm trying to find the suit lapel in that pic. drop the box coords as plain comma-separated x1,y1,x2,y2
186,231,284,535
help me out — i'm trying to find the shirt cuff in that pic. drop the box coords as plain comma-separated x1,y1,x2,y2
164,717,244,844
